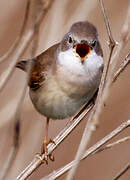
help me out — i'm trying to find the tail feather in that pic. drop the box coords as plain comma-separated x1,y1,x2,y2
16,59,35,72
16,60,28,72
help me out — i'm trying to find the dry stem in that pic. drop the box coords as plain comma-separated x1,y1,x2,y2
111,4,130,64
95,136,130,153
43,120,130,180
30,0,43,56
113,163,130,180
99,0,116,88
112,53,130,83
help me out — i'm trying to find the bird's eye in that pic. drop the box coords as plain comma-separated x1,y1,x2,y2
68,36,73,43
91,40,97,48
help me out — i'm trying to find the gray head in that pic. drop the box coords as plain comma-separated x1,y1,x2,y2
58,21,104,79
60,21,103,61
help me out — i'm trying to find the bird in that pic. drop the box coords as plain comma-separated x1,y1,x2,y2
16,21,104,161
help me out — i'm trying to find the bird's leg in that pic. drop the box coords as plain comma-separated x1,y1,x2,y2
42,117,49,154
40,118,55,163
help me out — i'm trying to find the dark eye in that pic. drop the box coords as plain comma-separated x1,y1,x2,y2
68,36,73,43
91,40,97,48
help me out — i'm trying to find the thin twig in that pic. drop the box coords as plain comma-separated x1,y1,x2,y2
95,136,130,153
30,0,43,56
111,4,130,64
0,147,17,180
43,120,130,180
99,0,116,88
113,163,130,180
66,1,116,179
103,3,130,93
91,1,130,129
0,23,33,92
0,39,22,64
112,53,130,83
14,104,93,180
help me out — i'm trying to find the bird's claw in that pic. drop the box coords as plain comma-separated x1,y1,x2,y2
42,138,55,152
39,138,55,164
35,153,48,164
35,152,54,164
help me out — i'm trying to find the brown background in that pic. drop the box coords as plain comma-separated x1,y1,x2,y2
0,0,130,180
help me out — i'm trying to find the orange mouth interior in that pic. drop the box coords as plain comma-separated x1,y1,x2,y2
75,43,91,60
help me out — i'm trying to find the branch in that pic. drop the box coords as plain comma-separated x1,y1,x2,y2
95,136,130,153
103,3,130,91
111,4,130,64
112,53,130,83
30,0,43,56
43,120,130,180
113,163,130,180
99,0,116,88
0,18,32,92
14,104,93,180
0,146,17,180
91,1,130,129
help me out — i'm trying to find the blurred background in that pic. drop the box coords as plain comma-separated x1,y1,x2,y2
0,0,130,179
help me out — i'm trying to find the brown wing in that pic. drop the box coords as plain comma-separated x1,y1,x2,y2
16,43,59,90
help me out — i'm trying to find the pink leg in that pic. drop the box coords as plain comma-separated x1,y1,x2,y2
44,118,49,151
41,118,55,163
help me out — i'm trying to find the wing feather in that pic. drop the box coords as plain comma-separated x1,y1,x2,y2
16,43,59,90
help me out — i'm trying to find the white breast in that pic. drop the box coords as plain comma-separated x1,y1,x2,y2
58,48,86,75
58,48,104,88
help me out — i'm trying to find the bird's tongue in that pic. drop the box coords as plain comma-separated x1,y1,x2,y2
75,43,91,58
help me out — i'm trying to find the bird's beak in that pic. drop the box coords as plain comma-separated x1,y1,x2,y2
74,43,91,63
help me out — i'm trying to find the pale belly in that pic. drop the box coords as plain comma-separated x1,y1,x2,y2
29,76,97,120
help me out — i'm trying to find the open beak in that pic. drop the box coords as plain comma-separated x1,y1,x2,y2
74,43,91,62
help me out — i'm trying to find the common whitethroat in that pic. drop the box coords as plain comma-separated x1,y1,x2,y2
16,21,104,159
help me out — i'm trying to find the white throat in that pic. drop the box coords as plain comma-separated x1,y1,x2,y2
58,48,103,76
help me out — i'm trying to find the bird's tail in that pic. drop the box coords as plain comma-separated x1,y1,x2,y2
16,59,34,72
16,60,28,71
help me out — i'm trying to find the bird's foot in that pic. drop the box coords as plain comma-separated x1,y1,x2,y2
35,152,55,164
38,139,55,164
35,153,46,163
